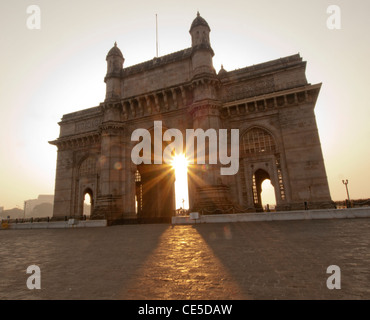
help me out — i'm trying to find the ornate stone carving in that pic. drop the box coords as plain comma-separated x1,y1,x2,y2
75,118,102,133
99,121,125,136
50,133,101,150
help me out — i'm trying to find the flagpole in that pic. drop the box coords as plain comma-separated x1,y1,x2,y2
156,14,158,57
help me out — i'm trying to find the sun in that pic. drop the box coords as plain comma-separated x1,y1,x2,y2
172,153,188,174
171,153,190,210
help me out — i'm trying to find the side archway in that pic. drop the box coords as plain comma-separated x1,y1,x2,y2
83,188,93,217
239,126,285,211
252,169,276,212
77,155,99,218
132,126,176,222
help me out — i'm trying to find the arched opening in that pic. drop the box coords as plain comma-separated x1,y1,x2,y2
83,189,93,217
172,154,189,213
253,169,276,212
78,156,98,218
134,127,176,222
240,127,282,211
261,179,276,212
136,163,175,222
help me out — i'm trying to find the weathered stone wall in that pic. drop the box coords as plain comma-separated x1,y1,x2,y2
278,100,332,208
59,107,103,138
122,53,193,99
219,54,307,103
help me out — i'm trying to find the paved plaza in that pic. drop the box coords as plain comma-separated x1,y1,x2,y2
0,218,370,300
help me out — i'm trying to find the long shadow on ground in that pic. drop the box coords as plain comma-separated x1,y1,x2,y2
193,219,370,299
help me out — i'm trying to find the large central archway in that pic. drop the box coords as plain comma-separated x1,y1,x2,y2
136,163,175,222
134,127,177,223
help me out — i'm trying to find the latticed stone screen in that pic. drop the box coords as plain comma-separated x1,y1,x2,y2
242,128,276,154
79,157,97,176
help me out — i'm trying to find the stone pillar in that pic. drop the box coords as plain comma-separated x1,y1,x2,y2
51,148,74,219
278,87,335,210
92,103,125,221
188,94,235,214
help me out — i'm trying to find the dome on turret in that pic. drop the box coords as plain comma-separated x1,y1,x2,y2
190,11,210,32
218,64,228,77
106,42,124,59
105,41,124,78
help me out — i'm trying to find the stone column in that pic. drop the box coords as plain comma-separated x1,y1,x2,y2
188,80,235,214
92,103,125,221
51,148,74,219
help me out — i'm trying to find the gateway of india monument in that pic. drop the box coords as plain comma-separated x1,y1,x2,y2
49,12,335,223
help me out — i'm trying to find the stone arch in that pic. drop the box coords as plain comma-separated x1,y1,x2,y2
132,125,177,222
77,155,99,217
252,168,275,212
82,187,94,217
238,126,286,211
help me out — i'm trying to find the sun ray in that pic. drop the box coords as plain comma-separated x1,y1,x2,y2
171,154,190,210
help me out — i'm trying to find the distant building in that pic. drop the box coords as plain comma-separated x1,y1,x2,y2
0,206,3,213
0,208,23,220
25,195,54,217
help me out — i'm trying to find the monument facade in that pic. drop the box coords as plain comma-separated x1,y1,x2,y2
49,13,334,223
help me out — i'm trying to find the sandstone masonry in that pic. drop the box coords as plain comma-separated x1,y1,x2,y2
49,12,335,223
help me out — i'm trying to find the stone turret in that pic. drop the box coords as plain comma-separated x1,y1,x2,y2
190,11,211,46
105,42,124,101
188,13,234,213
189,12,215,78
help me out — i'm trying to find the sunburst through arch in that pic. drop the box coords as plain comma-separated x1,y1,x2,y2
171,153,190,210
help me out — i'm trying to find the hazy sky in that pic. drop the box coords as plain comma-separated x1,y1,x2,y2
1,0,369,209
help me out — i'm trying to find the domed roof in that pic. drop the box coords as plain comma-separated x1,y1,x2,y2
107,42,123,59
218,64,228,77
190,12,210,32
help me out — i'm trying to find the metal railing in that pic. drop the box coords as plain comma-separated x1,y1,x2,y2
1,214,97,225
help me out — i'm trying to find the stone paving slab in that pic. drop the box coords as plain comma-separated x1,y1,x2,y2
0,218,370,300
